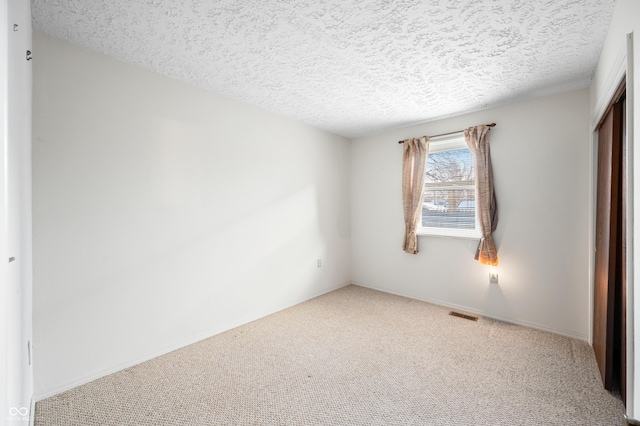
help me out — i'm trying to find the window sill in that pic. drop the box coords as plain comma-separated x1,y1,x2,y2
417,228,481,240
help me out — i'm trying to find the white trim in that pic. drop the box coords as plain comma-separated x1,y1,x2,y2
592,40,628,131
0,1,7,425
352,282,588,341
28,397,34,426
428,132,466,152
589,30,635,419
33,281,352,401
417,227,481,239
626,30,636,421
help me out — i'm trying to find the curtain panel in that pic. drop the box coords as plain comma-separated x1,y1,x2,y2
401,137,429,254
464,125,499,266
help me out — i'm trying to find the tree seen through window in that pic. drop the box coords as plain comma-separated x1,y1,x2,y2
422,147,476,230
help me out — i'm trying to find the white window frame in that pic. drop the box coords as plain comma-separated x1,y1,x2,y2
417,133,481,239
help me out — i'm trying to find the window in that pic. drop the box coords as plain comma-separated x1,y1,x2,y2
417,133,480,239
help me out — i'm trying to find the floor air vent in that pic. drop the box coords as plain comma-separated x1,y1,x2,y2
449,311,479,321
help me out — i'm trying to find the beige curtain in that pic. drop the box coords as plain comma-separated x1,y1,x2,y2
464,125,499,266
402,137,429,254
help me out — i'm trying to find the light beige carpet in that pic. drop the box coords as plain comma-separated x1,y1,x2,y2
35,285,624,425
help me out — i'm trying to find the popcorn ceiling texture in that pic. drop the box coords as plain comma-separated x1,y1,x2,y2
31,0,616,138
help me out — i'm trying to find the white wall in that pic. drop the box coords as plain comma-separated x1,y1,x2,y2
351,89,591,340
590,0,640,419
1,4,8,425
32,33,351,398
1,4,8,423
4,0,33,424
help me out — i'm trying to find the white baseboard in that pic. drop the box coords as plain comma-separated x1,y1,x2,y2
34,281,351,402
35,280,584,402
351,281,588,342
29,396,35,426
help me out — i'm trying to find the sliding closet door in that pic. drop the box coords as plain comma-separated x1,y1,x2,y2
617,95,626,402
593,99,623,391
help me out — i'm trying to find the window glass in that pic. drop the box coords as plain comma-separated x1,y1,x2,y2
419,135,480,238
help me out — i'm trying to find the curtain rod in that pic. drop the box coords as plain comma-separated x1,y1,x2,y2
397,123,496,144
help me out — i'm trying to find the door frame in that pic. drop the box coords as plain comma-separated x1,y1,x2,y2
3,1,33,424
589,31,635,416
0,1,9,425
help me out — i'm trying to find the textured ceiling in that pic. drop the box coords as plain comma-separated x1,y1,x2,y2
31,0,616,139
